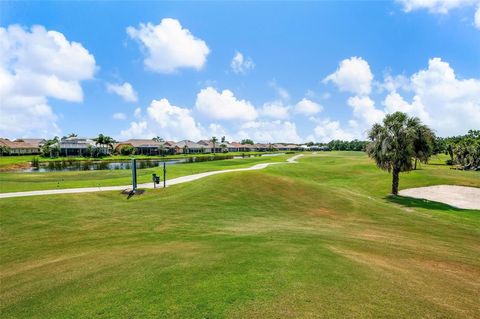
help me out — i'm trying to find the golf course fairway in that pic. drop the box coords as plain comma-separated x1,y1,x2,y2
1,152,479,318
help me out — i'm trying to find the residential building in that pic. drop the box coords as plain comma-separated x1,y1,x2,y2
15,138,46,148
114,139,172,155
174,140,205,154
0,138,40,155
58,137,103,156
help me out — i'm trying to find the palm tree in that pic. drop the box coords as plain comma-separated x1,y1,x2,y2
103,136,115,155
95,134,105,155
413,124,435,169
367,112,425,195
210,136,218,155
152,136,164,142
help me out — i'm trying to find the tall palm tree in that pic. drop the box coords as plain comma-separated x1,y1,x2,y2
152,136,164,142
210,136,218,155
413,124,435,169
367,112,425,195
102,136,115,155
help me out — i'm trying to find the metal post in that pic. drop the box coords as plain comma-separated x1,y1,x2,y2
131,158,137,191
163,162,166,188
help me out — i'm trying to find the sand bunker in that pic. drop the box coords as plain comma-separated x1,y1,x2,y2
399,185,480,210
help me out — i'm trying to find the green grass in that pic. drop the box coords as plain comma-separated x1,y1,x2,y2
0,155,290,193
0,152,479,318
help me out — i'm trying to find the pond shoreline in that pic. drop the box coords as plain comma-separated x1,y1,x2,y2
4,152,289,173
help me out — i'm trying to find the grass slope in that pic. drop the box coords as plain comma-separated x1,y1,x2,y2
0,152,479,318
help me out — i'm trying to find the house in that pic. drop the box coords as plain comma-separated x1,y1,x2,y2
58,137,100,156
173,140,205,154
197,140,219,153
254,143,270,152
0,138,40,155
15,138,46,148
284,144,299,151
114,139,172,155
227,142,242,152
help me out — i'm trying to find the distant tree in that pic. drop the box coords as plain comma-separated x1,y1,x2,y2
0,145,10,156
412,124,435,169
210,136,218,155
152,136,164,142
40,138,60,158
452,130,480,170
221,136,226,143
367,112,425,195
183,145,188,155
306,141,315,147
95,134,115,156
67,133,77,138
241,139,254,145
119,145,135,156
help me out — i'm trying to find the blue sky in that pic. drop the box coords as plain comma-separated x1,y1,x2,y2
1,1,479,142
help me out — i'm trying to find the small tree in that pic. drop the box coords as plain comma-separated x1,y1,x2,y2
119,145,135,156
210,136,218,155
241,139,254,145
412,124,435,169
367,112,427,195
0,145,11,156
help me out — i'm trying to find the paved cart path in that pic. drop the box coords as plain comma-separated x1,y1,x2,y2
0,154,303,199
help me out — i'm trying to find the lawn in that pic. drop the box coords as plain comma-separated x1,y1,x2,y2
0,152,479,318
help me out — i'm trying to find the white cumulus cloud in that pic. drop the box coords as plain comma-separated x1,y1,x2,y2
230,51,255,74
259,101,290,119
106,82,138,102
0,24,96,138
120,98,203,141
313,119,355,142
397,0,480,29
397,0,479,14
237,120,302,143
384,57,480,136
323,56,373,96
294,98,323,115
127,18,210,74
347,96,385,126
195,87,257,121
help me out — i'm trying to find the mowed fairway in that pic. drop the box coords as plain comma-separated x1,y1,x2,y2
1,152,479,318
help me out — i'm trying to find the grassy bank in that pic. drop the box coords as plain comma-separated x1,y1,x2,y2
0,154,290,193
0,152,478,318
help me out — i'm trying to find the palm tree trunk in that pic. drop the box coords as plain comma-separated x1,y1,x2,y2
392,167,400,195
414,158,418,170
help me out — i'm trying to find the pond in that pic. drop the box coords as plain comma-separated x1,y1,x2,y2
23,153,286,172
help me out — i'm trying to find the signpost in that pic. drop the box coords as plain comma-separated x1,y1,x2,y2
163,162,166,188
131,158,137,192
